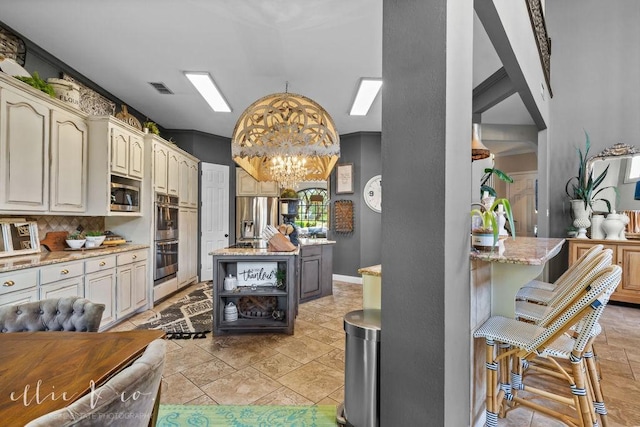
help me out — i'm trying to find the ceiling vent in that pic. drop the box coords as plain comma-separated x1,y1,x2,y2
148,82,173,94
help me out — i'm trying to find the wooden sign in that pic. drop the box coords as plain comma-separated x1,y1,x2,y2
115,104,142,130
237,262,278,287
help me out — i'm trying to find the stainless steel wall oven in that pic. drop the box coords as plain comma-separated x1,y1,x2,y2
154,194,179,284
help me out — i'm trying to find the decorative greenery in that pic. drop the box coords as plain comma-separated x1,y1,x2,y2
85,230,104,237
480,167,513,198
564,131,614,212
143,120,160,135
67,231,85,240
280,188,298,199
470,198,516,245
14,71,56,98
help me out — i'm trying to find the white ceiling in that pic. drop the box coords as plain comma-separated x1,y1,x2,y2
0,0,535,152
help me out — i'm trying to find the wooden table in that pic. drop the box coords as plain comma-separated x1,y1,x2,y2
0,330,165,425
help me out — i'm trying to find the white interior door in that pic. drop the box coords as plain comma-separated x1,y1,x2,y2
507,171,538,237
200,163,229,281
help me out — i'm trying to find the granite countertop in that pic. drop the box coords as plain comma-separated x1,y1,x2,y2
358,264,382,277
469,236,565,266
0,244,149,273
298,238,336,246
210,247,300,256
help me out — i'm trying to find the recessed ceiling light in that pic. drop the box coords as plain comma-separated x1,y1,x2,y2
349,78,383,116
184,72,231,112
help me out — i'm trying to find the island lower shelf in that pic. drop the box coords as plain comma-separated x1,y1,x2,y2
211,249,298,335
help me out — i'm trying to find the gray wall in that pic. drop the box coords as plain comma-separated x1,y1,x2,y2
546,0,640,278
330,132,382,276
381,0,472,425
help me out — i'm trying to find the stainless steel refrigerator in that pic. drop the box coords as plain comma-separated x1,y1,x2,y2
236,197,279,243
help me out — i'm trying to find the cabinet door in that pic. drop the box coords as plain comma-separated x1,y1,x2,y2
50,109,88,212
0,89,50,211
128,135,144,179
117,265,134,318
189,209,199,281
85,269,116,327
259,180,279,196
189,161,199,207
40,277,84,300
110,127,130,177
300,254,322,301
179,157,190,207
168,150,180,196
178,207,189,286
615,245,640,304
133,261,148,310
236,168,258,196
0,288,38,307
153,143,168,194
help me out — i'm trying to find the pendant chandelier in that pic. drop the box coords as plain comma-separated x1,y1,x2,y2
231,91,340,188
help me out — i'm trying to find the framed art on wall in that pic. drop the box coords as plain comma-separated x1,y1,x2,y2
335,163,354,194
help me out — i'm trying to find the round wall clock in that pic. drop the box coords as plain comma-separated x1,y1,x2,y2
363,175,382,213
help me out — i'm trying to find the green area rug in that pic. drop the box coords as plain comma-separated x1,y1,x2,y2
156,404,337,427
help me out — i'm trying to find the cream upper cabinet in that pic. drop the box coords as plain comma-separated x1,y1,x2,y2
0,87,50,211
50,108,88,212
152,141,169,194
188,161,199,208
236,168,279,196
110,125,144,180
167,150,180,196
179,156,199,207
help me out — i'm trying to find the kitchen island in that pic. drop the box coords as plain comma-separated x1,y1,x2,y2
210,246,299,335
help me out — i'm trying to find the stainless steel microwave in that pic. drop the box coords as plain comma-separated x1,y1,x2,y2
110,182,140,212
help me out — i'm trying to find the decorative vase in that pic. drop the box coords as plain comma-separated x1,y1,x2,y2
602,212,624,240
619,212,630,240
496,204,508,238
571,199,591,239
590,215,604,240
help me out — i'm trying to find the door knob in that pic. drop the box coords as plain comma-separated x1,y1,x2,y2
225,234,229,237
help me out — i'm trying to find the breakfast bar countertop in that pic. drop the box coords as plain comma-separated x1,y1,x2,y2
469,236,565,266
210,247,300,256
0,244,149,274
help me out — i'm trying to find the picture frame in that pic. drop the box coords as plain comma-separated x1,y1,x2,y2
0,220,40,258
335,163,354,194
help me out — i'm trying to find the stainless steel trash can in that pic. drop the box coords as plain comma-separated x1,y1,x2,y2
342,309,381,427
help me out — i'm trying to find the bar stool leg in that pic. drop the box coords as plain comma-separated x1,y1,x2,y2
584,345,608,427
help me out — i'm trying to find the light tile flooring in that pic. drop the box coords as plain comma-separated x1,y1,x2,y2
112,282,640,426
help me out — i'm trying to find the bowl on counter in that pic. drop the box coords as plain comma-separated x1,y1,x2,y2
85,235,106,248
65,239,86,249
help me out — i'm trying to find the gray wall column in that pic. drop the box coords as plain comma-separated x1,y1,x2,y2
381,0,472,425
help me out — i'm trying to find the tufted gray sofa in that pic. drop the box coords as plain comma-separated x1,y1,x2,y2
0,297,105,333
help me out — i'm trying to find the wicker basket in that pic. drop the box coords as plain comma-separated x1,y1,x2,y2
0,27,26,65
238,296,277,319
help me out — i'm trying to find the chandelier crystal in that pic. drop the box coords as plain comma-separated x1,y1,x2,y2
231,92,340,187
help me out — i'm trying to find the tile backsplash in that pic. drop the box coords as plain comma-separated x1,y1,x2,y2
0,215,105,241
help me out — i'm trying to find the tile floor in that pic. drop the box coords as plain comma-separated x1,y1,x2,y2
112,281,640,426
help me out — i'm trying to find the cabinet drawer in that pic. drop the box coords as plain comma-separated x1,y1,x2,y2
85,256,116,274
0,270,38,296
117,249,147,266
301,245,322,257
40,262,84,285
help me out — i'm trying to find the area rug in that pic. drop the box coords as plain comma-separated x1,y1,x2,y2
156,405,337,427
135,281,213,339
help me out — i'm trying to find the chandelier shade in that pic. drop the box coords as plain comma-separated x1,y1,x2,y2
231,92,340,187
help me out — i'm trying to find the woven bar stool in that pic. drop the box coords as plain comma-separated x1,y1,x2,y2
518,244,603,293
515,249,612,306
474,266,621,427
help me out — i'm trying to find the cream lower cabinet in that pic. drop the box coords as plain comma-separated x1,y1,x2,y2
178,207,198,288
85,255,117,328
39,260,84,299
0,270,39,307
568,238,640,304
116,249,148,318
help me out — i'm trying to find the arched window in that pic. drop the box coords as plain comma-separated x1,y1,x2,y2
295,188,329,237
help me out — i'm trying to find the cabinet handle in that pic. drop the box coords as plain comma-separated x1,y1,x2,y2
132,255,137,259
3,280,15,287
99,261,106,266
61,269,69,275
